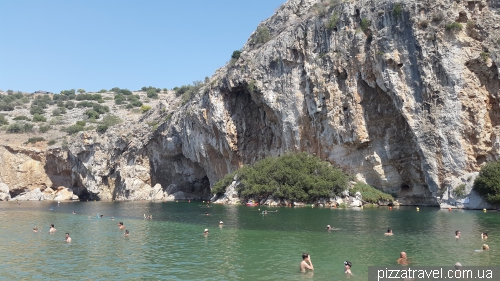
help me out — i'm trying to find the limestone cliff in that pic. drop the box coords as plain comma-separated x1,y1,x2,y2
2,0,500,208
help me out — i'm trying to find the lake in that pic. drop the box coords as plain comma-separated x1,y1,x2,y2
0,201,499,280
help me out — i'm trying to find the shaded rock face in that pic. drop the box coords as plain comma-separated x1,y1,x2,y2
1,0,499,207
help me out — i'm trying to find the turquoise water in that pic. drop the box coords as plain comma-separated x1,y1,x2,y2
0,202,499,280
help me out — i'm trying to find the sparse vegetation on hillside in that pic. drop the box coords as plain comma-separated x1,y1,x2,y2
173,81,204,105
212,153,350,202
0,86,173,146
25,137,45,145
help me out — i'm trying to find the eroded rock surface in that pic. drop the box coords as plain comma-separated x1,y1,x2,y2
1,0,499,208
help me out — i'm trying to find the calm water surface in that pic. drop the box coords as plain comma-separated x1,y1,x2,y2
0,202,499,280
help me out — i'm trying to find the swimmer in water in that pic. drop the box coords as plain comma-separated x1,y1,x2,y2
204,229,209,237
124,230,130,237
385,228,393,236
49,224,56,233
205,212,209,216
344,261,353,277
33,226,38,233
219,221,224,228
65,233,72,243
118,222,125,230
300,253,314,272
326,225,332,231
481,232,488,240
455,230,461,239
397,252,408,265
72,211,76,215
482,244,489,250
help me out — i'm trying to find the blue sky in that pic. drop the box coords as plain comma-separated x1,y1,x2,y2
0,0,285,93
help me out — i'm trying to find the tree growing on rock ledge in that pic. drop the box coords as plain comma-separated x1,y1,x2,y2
212,152,349,202
473,161,500,204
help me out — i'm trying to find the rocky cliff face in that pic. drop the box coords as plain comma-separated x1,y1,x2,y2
2,0,499,207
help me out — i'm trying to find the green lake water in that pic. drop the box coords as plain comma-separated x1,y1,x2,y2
0,202,499,280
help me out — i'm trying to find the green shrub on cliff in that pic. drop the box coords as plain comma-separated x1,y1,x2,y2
253,26,271,45
445,22,463,32
393,2,402,17
473,161,500,204
350,182,394,203
212,153,349,202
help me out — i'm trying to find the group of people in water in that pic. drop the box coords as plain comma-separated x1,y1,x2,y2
33,212,134,242
300,226,492,276
33,223,72,242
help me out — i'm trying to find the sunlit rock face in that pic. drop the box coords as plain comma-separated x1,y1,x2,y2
1,0,499,207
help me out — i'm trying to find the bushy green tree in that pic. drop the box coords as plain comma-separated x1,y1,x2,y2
474,161,500,204
65,101,75,109
146,89,158,99
84,109,100,119
64,124,85,135
39,125,51,133
231,50,241,60
7,122,33,133
351,182,393,203
32,114,47,122
212,153,349,202
30,106,45,115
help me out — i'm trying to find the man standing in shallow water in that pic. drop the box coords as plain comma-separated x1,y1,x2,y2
49,224,56,233
65,233,72,243
300,253,314,272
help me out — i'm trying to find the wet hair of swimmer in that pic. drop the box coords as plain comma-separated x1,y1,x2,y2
125,230,129,234
344,261,352,267
302,253,309,260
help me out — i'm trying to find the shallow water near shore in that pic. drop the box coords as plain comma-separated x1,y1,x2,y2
0,202,499,280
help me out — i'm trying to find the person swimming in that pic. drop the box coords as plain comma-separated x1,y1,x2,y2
118,222,125,230
385,228,393,236
33,226,38,233
124,230,130,237
219,221,224,228
344,261,352,276
49,224,56,233
481,232,488,240
397,252,408,265
455,230,461,239
203,229,209,237
65,233,72,243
